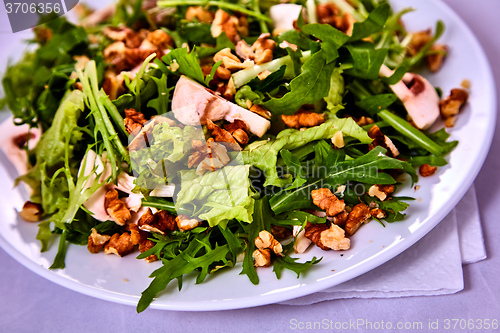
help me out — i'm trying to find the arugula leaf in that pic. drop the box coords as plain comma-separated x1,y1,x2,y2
348,3,390,42
273,256,322,279
302,24,349,63
278,29,312,51
137,231,230,312
160,47,205,85
345,42,389,80
240,197,272,285
263,50,335,115
147,74,173,114
356,93,398,116
270,146,416,214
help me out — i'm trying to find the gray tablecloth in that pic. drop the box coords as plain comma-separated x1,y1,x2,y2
1,0,499,332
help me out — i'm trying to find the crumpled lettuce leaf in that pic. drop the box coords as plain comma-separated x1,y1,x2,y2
129,121,201,188
325,68,345,114
175,165,255,228
242,117,372,187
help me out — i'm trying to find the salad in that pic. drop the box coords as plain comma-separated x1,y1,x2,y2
0,0,469,312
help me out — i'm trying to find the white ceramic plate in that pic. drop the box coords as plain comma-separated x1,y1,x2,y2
0,0,496,311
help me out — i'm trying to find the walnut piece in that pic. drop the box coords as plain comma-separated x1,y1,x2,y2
311,188,345,217
224,119,250,145
235,33,275,65
129,223,158,262
249,104,272,120
345,203,372,236
104,232,135,257
124,108,148,134
419,163,438,177
138,208,177,234
304,222,350,251
255,230,283,256
368,125,399,157
213,48,254,71
316,3,355,35
439,88,469,127
426,44,448,72
210,9,247,43
176,215,203,231
19,201,43,222
87,228,111,254
281,110,325,129
185,6,214,23
370,208,387,219
319,224,351,250
207,119,238,145
105,189,131,226
253,248,272,267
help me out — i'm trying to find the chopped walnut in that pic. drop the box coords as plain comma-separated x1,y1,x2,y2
176,215,203,231
419,164,438,177
105,189,131,226
104,232,135,257
103,26,142,48
214,48,254,71
304,222,350,251
224,119,250,145
249,104,272,120
368,185,388,201
138,208,177,234
255,230,283,256
185,6,214,23
368,125,399,157
316,3,355,35
426,44,448,72
320,224,351,250
210,9,247,43
129,224,158,262
356,116,374,126
19,201,43,222
235,33,275,65
311,188,346,217
146,29,174,50
102,71,125,101
408,29,432,56
370,208,387,219
281,110,325,129
253,248,271,267
207,119,238,146
345,203,372,236
332,210,349,227
439,88,469,127
87,228,111,254
188,139,231,175
124,108,148,134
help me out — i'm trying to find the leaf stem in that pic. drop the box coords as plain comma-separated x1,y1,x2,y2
157,0,272,22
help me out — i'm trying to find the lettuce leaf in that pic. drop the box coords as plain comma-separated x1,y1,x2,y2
175,165,255,228
242,118,372,187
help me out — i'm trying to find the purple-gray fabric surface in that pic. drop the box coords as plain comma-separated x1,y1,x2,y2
1,0,499,332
